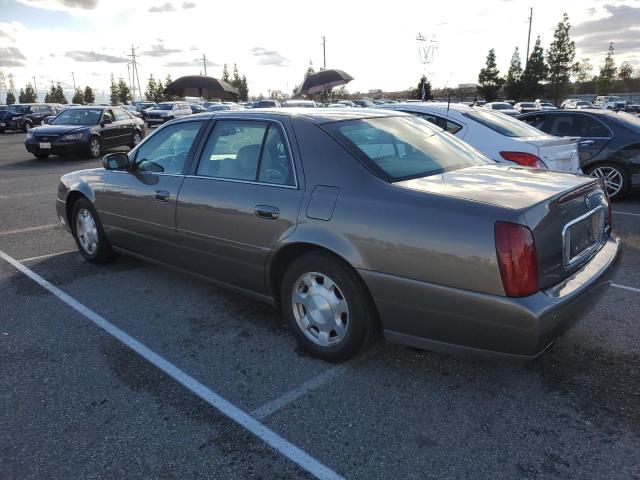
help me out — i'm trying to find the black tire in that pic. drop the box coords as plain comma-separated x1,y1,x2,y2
129,130,142,149
585,162,630,201
34,153,49,160
280,252,375,362
88,137,101,159
71,197,117,264
22,122,32,133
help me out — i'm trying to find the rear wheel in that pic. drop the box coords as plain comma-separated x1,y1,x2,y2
280,252,375,362
71,198,117,264
88,137,101,159
129,130,142,149
23,122,32,133
586,163,630,200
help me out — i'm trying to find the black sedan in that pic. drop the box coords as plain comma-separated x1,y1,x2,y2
25,106,145,160
518,109,640,199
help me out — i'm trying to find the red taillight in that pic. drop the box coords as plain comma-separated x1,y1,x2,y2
499,151,547,169
495,221,539,297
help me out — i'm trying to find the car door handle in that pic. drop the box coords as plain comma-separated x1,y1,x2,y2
255,205,279,220
579,140,595,146
155,190,170,202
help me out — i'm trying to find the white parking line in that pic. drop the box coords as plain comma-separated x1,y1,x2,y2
0,248,345,480
18,249,77,263
0,190,54,200
613,211,640,218
252,364,351,420
0,224,58,236
612,283,640,294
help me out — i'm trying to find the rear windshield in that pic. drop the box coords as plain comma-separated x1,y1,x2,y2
324,116,491,182
491,103,511,110
463,109,544,137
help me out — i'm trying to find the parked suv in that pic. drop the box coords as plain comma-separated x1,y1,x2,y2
518,109,640,199
594,96,626,110
0,103,58,133
144,102,191,126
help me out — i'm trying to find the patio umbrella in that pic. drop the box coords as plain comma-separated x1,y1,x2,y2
300,69,353,95
164,75,239,100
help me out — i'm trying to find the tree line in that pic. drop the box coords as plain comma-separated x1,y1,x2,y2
477,13,640,103
4,83,96,105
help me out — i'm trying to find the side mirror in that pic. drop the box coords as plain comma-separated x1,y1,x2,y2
103,152,129,170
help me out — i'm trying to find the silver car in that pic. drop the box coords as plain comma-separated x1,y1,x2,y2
56,109,621,361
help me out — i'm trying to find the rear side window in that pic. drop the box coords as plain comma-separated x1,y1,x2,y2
463,109,543,137
520,114,546,130
324,116,490,182
196,120,295,186
403,111,462,134
543,114,610,137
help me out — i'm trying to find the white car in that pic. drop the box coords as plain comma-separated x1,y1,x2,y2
482,102,519,116
534,100,556,111
379,102,581,173
144,101,192,126
594,95,626,110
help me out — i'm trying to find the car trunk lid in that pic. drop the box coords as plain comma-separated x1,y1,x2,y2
518,136,581,173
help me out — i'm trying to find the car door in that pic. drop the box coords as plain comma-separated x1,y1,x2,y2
176,118,304,294
95,120,206,264
112,108,133,146
541,113,611,162
99,109,119,148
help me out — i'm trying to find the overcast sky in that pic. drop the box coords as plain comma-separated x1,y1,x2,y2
1,0,639,103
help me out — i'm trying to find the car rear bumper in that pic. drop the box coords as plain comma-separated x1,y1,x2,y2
360,236,622,359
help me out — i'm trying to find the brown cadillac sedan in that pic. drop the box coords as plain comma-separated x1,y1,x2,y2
56,109,622,361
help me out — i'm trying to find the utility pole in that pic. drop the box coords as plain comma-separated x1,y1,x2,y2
71,72,76,92
525,7,533,68
321,36,326,70
202,53,207,76
127,45,143,102
33,76,38,101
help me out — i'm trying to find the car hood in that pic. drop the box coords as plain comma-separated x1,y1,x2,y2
32,124,91,135
394,164,592,210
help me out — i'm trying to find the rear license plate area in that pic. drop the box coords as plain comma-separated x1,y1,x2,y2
563,207,605,268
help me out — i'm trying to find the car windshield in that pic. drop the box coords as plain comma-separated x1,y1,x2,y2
154,104,173,110
463,109,544,137
324,116,491,182
491,103,511,110
51,109,101,125
577,101,591,106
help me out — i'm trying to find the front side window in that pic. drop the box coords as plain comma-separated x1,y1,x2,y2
134,121,203,174
324,116,490,182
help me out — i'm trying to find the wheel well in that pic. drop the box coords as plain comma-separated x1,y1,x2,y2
269,243,382,330
65,191,88,228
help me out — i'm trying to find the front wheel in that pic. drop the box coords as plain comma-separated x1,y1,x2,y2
586,163,630,200
71,198,117,264
23,122,32,133
280,252,375,362
88,137,101,159
129,131,142,149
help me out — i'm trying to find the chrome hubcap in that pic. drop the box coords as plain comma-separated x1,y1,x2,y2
90,139,100,157
76,208,98,255
24,123,31,131
133,133,141,145
291,272,349,347
591,166,623,197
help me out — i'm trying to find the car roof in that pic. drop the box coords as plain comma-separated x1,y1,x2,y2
173,107,405,125
61,105,109,111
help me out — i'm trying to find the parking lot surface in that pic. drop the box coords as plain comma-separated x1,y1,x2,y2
1,130,639,479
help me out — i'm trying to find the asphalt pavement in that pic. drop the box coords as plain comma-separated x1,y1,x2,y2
1,129,639,480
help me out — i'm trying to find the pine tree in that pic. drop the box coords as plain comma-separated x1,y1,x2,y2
222,64,230,83
44,84,54,103
546,13,575,106
155,80,164,103
597,43,616,95
477,49,503,102
72,88,85,104
6,91,16,105
109,74,119,105
54,82,67,104
521,37,547,99
238,75,249,101
83,86,95,104
145,74,157,101
20,84,37,103
504,47,523,100
416,75,432,100
117,77,131,104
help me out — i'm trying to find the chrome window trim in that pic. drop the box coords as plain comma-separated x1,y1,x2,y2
192,117,299,189
562,205,606,269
